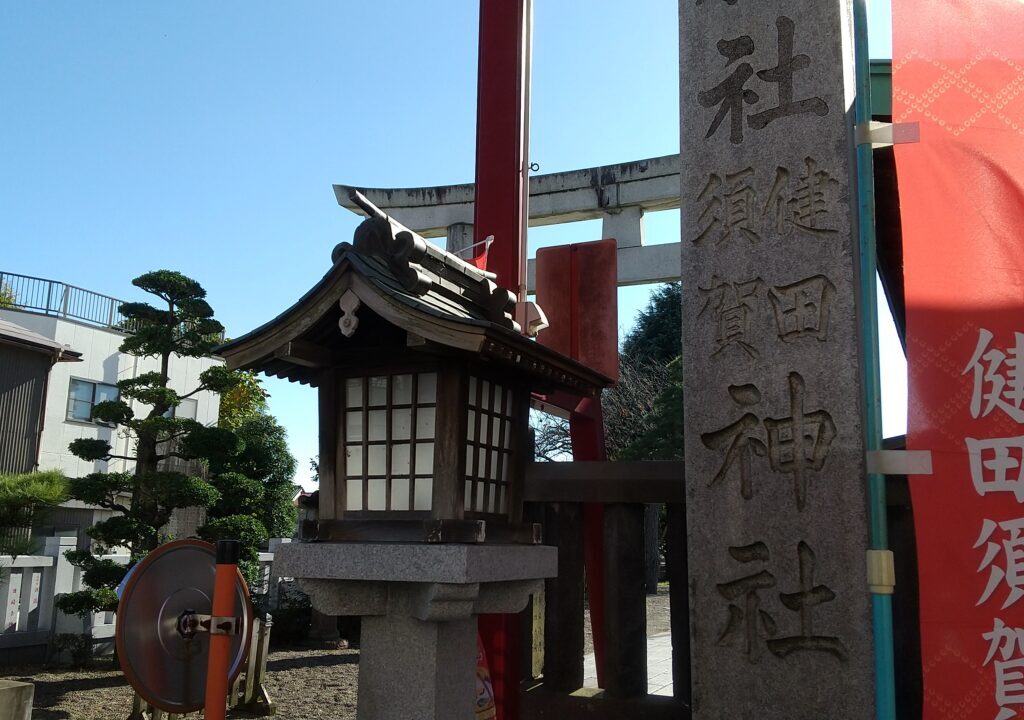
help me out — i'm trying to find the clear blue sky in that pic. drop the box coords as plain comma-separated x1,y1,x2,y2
0,1,897,489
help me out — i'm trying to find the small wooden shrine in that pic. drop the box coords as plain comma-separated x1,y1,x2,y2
218,193,610,544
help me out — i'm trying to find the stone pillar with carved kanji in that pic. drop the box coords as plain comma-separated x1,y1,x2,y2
680,0,875,717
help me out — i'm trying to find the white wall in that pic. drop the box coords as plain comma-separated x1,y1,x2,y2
0,308,223,477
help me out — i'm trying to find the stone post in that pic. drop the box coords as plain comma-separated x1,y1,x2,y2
679,0,874,717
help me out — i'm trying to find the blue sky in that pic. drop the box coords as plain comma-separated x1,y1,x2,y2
0,1,897,489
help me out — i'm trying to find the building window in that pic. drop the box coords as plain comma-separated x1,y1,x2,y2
67,379,118,424
343,372,437,513
163,398,198,420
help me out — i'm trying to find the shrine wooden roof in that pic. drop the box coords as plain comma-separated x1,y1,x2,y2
217,193,612,397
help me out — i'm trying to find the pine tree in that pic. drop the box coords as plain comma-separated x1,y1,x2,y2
57,270,245,615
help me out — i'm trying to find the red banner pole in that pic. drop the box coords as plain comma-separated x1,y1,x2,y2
474,1,530,718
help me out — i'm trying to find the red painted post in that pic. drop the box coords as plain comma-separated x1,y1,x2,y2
473,0,530,298
474,2,530,718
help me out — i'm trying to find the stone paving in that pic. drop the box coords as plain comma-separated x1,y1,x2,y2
582,631,674,697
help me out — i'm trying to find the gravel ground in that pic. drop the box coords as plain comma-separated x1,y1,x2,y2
3,587,672,720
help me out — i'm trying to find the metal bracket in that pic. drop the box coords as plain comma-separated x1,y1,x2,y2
207,615,243,636
867,550,896,595
177,610,242,639
855,120,920,148
866,449,933,476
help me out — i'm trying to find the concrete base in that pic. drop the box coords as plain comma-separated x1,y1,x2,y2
0,680,33,720
275,542,557,720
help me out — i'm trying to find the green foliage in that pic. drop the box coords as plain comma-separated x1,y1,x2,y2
64,551,129,590
208,411,297,541
0,282,15,309
218,371,269,430
0,469,67,509
144,471,220,510
199,514,268,555
63,270,240,618
198,514,268,587
180,425,243,463
199,365,247,395
620,283,681,366
67,472,134,510
210,473,264,518
68,438,112,461
89,399,134,426
55,586,118,617
87,515,155,552
0,470,67,556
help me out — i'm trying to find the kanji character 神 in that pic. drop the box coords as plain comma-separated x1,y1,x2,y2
702,384,767,500
763,372,836,511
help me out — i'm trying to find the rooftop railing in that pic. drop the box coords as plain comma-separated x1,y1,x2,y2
0,271,135,332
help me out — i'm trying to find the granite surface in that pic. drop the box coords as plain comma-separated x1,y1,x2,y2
679,0,875,717
274,541,557,584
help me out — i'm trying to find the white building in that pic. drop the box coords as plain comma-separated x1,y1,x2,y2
0,271,223,544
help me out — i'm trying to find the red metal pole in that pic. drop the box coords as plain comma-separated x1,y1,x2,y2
474,2,531,718
204,540,239,720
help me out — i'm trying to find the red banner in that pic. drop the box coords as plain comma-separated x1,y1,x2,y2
894,2,1024,718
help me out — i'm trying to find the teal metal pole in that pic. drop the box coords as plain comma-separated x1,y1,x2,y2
851,1,897,718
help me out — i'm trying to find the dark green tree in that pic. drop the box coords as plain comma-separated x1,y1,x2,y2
200,378,297,586
57,270,246,615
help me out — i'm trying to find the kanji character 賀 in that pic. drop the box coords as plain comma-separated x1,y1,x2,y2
983,618,1024,720
700,276,765,358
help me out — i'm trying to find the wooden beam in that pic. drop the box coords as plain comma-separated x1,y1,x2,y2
273,340,335,368
523,461,684,504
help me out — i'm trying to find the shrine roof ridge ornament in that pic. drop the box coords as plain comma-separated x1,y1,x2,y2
216,194,611,397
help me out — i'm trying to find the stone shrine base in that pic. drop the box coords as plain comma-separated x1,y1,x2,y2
274,542,557,720
0,679,33,720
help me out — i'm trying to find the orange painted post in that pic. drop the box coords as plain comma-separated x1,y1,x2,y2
204,540,240,720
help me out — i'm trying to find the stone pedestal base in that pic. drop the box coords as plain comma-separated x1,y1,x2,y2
274,543,557,720
0,680,33,720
